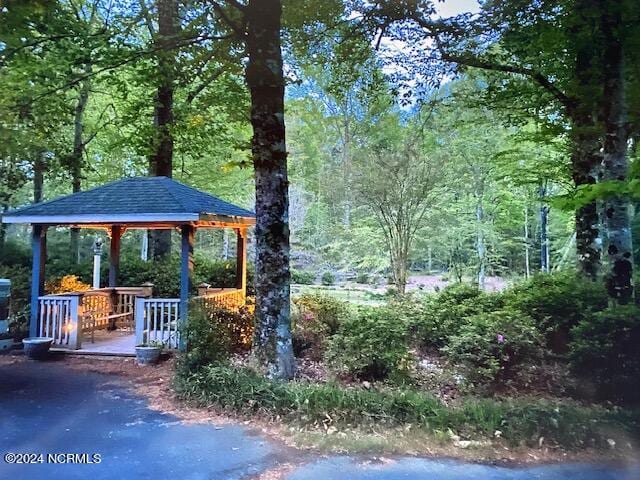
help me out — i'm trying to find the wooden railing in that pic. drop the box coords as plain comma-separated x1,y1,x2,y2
194,288,245,312
38,295,81,348
39,286,152,349
135,297,181,349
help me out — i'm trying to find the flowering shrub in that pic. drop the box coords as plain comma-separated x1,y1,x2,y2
291,294,350,359
441,308,543,391
45,275,91,294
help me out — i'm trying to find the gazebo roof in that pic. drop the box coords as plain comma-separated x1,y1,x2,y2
1,176,255,228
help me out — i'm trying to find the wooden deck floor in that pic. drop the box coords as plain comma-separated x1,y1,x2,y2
51,330,136,356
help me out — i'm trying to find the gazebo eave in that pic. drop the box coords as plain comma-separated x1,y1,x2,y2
0,212,256,227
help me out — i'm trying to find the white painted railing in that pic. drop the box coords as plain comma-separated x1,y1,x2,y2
38,295,81,349
135,297,181,349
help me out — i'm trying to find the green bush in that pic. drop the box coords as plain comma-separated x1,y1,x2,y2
325,306,411,381
321,271,335,286
411,283,503,348
441,308,544,390
355,272,370,284
178,304,234,372
0,264,31,310
0,240,32,268
176,363,640,449
291,269,315,285
503,272,608,353
292,294,350,359
570,305,640,404
119,255,255,297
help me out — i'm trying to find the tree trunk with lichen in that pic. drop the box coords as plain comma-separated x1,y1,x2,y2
246,0,295,379
570,0,604,279
70,74,91,264
601,0,633,303
149,0,178,259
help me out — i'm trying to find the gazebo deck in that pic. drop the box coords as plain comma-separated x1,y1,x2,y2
51,330,136,356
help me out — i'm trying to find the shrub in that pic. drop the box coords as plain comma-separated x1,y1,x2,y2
8,305,29,342
292,294,350,359
321,271,335,286
0,240,32,268
45,275,91,294
503,272,608,353
291,269,315,285
411,283,503,348
0,264,30,310
441,308,544,390
570,305,640,404
355,272,370,284
178,304,234,372
325,306,412,381
119,255,256,297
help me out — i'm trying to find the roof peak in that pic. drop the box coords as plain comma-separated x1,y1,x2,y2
2,176,255,225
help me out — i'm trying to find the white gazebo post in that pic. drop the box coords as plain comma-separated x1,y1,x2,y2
92,236,104,289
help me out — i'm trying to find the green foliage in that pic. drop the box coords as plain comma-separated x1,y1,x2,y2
355,272,370,284
442,308,544,390
176,363,639,449
325,306,411,381
410,283,504,348
570,305,640,404
292,293,350,359
321,271,335,286
503,272,608,352
178,304,233,372
120,255,254,297
0,263,31,311
291,269,315,285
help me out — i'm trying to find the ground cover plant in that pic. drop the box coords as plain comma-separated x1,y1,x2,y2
176,272,640,452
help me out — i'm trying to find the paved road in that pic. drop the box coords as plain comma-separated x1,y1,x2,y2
1,357,638,480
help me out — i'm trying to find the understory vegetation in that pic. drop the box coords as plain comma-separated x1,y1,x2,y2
176,271,640,449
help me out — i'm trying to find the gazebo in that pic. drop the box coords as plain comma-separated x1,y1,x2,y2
1,176,255,353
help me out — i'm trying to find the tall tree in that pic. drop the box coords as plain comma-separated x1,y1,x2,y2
601,0,633,302
244,0,295,379
355,116,442,293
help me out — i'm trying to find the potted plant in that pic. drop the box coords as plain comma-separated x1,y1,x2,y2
22,337,54,360
135,340,163,365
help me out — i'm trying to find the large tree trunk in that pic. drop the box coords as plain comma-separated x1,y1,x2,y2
149,0,178,259
524,205,531,278
246,0,295,379
571,129,602,278
539,184,550,272
33,152,44,204
70,76,91,264
476,202,486,288
570,0,604,279
601,0,633,303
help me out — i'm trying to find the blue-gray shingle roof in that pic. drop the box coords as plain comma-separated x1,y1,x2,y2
1,177,255,225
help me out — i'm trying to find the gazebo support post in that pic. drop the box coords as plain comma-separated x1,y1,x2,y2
29,225,47,338
108,225,122,288
236,228,247,298
179,224,195,351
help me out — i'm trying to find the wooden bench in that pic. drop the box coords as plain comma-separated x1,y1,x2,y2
81,291,135,343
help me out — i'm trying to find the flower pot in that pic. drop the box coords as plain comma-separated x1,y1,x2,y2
22,337,54,360
135,345,162,365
